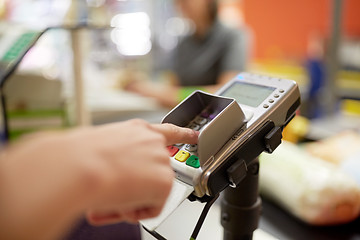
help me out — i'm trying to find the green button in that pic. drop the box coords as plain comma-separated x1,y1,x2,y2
186,155,200,168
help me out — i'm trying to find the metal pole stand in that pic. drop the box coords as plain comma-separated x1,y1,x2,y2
221,158,261,240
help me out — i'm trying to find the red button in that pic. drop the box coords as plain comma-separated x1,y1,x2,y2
167,146,179,157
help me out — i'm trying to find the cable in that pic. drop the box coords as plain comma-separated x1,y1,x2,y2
143,226,167,240
190,194,219,240
143,194,219,240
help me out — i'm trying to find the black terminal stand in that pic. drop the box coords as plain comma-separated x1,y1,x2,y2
221,158,261,240
218,121,283,240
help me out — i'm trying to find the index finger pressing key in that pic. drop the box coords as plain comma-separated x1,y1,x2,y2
150,123,199,146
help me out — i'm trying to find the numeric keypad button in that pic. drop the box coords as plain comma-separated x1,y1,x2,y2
185,144,198,152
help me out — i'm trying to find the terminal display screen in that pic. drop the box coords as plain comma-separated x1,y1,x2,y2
221,82,275,107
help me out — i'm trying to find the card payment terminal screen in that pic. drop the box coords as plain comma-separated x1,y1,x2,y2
221,82,275,107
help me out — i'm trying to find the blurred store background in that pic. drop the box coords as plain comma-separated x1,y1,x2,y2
0,0,360,239
0,0,359,136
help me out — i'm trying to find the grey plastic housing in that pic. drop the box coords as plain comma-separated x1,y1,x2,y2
162,90,246,167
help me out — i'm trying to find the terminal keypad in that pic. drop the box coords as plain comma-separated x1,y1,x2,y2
167,109,213,169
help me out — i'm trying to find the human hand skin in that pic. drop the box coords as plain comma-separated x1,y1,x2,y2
0,119,198,240
124,71,239,108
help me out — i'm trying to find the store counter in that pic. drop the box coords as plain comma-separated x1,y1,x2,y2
66,197,360,240
260,198,360,240
140,198,276,240
86,89,169,124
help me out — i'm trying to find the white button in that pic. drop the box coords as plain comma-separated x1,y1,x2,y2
263,104,269,108
279,89,284,93
194,116,207,125
269,99,274,103
187,123,200,131
274,94,279,98
185,144,198,152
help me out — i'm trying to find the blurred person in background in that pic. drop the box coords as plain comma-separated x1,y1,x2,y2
126,0,248,107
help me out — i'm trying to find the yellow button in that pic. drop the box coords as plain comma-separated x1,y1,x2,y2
174,150,190,162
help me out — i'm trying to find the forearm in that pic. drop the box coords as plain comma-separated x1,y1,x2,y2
0,133,105,240
133,83,180,108
0,119,198,238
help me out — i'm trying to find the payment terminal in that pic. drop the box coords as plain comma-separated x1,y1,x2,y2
163,72,300,198
141,72,301,233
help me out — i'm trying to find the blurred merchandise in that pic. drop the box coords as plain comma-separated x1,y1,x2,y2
342,99,360,115
282,115,310,143
340,38,360,70
305,131,360,185
306,131,360,164
4,73,67,140
0,0,5,19
259,141,360,226
307,113,360,140
337,70,360,100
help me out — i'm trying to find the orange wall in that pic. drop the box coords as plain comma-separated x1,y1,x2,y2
242,0,360,60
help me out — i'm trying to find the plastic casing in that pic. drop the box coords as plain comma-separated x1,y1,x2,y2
162,91,246,195
163,73,301,197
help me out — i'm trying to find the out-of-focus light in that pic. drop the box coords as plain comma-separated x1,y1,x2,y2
111,28,152,55
165,17,194,37
158,33,178,51
110,12,150,28
110,12,151,56
116,40,151,56
165,17,185,36
111,28,151,43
